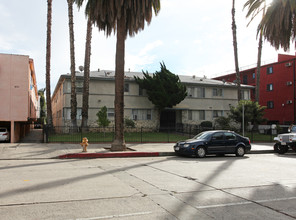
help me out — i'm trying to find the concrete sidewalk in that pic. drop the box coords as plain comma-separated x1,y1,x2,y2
0,142,275,160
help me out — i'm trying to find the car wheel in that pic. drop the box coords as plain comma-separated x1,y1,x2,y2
236,146,245,157
274,143,280,153
277,145,289,154
196,146,206,158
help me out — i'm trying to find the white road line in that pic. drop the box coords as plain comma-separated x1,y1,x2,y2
74,211,152,220
196,197,296,209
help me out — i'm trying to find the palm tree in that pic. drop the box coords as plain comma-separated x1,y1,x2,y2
244,0,267,102
81,17,93,129
259,0,296,51
76,0,161,151
67,0,77,128
46,0,53,127
232,0,241,101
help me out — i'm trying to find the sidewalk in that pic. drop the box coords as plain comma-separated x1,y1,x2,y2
0,142,275,160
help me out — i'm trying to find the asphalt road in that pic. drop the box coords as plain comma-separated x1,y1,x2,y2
0,152,296,219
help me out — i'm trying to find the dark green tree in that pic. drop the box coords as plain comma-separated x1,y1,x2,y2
96,106,110,128
134,62,187,111
229,100,266,130
38,89,46,124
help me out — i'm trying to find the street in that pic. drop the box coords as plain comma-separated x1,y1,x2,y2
0,152,296,219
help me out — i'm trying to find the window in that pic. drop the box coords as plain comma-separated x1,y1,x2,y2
267,101,274,109
197,87,205,98
252,73,255,79
124,83,129,92
63,108,82,120
241,90,250,100
267,83,273,91
212,132,224,140
187,87,195,97
243,75,248,84
199,110,205,120
267,66,273,74
188,110,205,121
132,109,152,120
213,110,223,118
213,88,223,97
107,108,114,118
188,110,192,120
75,81,83,93
224,132,236,140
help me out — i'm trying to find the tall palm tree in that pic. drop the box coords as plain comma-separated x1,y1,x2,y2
259,0,296,51
76,0,161,151
67,0,77,128
46,0,53,127
232,0,241,101
81,17,93,128
244,0,267,103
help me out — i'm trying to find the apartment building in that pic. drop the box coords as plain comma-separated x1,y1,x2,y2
214,54,296,124
0,53,39,143
52,70,252,129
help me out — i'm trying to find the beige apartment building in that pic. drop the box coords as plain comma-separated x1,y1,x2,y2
52,70,252,129
0,53,39,143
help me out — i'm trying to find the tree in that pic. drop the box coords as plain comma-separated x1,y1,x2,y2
38,89,46,124
67,0,77,128
78,0,161,151
229,100,266,131
45,0,53,126
231,0,242,101
244,0,267,102
96,106,110,128
135,62,187,111
134,62,187,126
259,0,296,51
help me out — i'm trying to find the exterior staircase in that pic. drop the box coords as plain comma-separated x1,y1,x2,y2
21,129,44,143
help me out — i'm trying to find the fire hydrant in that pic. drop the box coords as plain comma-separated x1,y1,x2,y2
80,137,89,152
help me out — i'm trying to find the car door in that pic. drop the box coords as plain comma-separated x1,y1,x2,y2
208,132,225,153
224,132,237,153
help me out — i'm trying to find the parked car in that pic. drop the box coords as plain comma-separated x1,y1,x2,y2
0,127,10,142
274,125,296,154
174,130,251,158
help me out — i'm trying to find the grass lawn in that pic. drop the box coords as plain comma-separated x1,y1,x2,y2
48,131,191,143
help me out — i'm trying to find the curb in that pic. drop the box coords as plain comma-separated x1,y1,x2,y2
59,152,162,159
58,150,274,159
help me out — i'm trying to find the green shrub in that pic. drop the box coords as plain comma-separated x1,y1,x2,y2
125,118,135,128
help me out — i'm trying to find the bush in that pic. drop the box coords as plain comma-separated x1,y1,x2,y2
200,121,212,128
125,118,135,128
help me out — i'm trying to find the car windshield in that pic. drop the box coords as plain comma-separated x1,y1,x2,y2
291,126,296,133
0,128,6,132
193,132,212,140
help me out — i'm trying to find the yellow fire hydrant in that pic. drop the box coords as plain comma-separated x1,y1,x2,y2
80,137,89,152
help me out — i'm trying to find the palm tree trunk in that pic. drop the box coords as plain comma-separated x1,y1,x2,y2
46,0,53,127
111,16,126,151
81,18,93,129
67,0,77,128
255,3,266,103
232,0,241,101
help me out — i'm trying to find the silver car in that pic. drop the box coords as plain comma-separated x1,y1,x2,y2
0,127,10,142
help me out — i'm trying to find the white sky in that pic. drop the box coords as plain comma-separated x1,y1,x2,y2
0,0,295,93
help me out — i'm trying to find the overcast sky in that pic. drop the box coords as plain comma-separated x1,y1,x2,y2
0,0,295,93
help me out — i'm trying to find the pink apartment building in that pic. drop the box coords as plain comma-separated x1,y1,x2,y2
0,53,39,143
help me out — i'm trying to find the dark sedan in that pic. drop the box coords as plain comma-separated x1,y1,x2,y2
174,130,251,158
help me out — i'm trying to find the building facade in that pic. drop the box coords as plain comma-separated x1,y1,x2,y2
214,54,296,125
0,53,39,142
52,70,252,129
